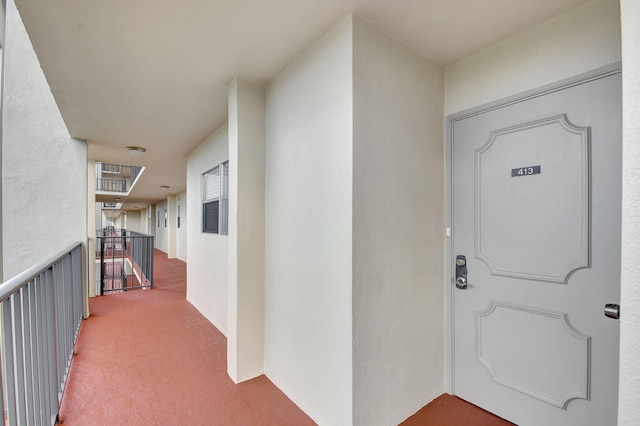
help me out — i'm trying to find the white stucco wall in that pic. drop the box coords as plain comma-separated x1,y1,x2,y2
619,0,640,423
186,124,229,335
176,191,187,261
227,79,266,383
352,18,445,426
2,0,87,280
125,210,142,233
445,0,621,115
167,194,177,258
154,199,168,254
147,205,156,237
88,162,97,299
265,16,353,426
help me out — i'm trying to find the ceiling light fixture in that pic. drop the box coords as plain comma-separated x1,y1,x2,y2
114,197,121,201
126,146,146,155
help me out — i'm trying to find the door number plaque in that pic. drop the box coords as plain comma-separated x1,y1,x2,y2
511,165,541,177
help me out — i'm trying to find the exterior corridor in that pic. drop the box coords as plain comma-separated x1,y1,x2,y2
58,250,315,425
58,249,513,425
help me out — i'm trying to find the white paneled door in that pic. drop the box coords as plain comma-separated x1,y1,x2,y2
451,70,622,426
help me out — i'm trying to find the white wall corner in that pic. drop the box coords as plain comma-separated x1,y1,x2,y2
264,15,354,425
186,124,229,335
352,16,445,426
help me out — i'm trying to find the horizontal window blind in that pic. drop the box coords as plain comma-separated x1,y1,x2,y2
203,167,220,201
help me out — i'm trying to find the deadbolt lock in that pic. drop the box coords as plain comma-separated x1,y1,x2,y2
455,255,468,290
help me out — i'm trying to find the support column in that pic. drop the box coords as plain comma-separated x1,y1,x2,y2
227,79,266,383
167,195,177,258
87,161,96,311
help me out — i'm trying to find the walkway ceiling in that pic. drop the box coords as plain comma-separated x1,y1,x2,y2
15,0,590,210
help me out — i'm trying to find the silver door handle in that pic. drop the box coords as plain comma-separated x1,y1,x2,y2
604,304,620,319
456,276,467,289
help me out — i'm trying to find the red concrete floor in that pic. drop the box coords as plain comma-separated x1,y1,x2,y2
60,250,513,425
59,250,314,425
402,394,515,425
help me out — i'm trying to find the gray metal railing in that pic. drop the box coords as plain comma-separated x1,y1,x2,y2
0,242,84,425
95,178,127,193
130,166,142,185
95,163,143,194
96,229,154,293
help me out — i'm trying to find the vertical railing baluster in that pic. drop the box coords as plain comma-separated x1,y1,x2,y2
0,306,5,425
34,275,46,425
12,290,26,425
3,298,16,424
44,267,58,425
20,286,34,425
30,278,40,425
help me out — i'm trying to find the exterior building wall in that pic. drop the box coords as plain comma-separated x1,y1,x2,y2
186,124,229,335
264,16,354,426
445,0,621,115
167,194,177,258
2,0,87,280
619,0,640,422
352,17,445,426
125,210,142,233
227,79,266,383
176,191,187,261
154,199,168,254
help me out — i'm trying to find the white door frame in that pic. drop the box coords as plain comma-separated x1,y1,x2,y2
443,61,623,396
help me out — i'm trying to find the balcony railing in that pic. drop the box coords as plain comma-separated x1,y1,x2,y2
96,229,154,293
95,164,143,194
96,178,127,193
0,242,84,425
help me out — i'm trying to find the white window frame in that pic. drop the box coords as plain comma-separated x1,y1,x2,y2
202,161,229,235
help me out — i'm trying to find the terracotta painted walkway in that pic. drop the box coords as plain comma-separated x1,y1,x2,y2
60,250,512,425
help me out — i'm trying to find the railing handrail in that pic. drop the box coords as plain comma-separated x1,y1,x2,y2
96,228,153,238
0,241,83,302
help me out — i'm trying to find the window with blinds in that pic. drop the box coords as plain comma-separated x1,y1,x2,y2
202,161,229,234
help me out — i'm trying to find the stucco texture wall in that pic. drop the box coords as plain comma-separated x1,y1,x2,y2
265,16,353,426
619,0,640,423
352,17,445,426
2,0,87,280
186,124,229,335
125,210,142,233
176,191,187,261
445,0,621,115
226,80,266,383
154,199,168,253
